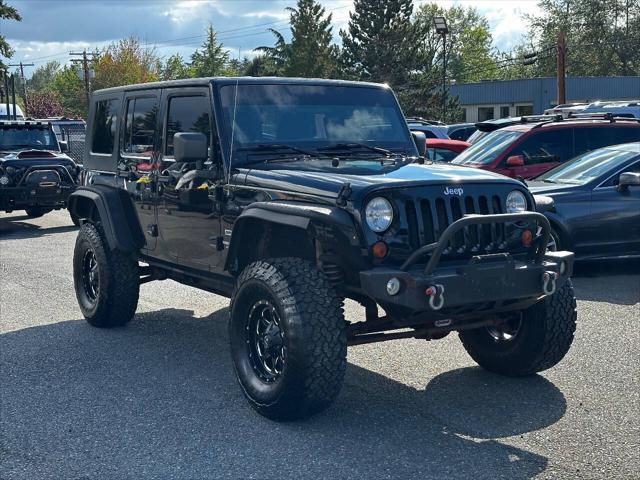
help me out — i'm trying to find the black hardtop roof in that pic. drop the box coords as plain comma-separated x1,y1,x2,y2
93,77,389,96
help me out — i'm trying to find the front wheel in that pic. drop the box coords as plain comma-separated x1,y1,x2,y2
459,281,577,376
229,258,347,420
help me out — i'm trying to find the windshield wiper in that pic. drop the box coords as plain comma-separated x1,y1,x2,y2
237,144,319,157
317,142,393,156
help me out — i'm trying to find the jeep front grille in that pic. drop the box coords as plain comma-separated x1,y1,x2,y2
404,194,511,258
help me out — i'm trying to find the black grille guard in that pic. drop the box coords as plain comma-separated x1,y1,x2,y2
400,212,550,273
15,164,76,186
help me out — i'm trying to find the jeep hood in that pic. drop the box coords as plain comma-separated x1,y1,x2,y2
241,162,522,201
0,149,76,169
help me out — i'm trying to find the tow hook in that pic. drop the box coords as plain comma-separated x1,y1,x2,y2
542,271,557,296
426,284,445,311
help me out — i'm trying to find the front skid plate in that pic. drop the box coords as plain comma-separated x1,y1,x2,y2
359,251,574,312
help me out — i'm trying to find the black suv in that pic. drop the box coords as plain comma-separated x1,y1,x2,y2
69,78,577,420
0,120,79,220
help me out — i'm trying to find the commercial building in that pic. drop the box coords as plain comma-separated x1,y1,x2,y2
449,76,640,122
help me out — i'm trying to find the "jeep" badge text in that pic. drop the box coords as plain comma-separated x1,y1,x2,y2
444,186,464,196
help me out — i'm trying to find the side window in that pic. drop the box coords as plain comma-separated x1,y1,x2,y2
602,161,640,187
91,98,119,154
165,96,211,157
122,96,159,157
575,127,640,157
510,129,573,165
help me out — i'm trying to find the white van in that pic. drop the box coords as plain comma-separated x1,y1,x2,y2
583,100,640,119
0,104,25,120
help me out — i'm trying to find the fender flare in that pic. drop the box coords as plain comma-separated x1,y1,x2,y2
224,201,362,272
68,185,145,252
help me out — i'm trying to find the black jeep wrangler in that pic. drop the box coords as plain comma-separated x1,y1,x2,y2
0,120,79,220
69,78,577,420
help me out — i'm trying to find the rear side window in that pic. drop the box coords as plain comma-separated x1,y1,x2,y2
165,96,211,156
91,98,119,154
122,96,159,157
510,129,574,165
574,126,640,157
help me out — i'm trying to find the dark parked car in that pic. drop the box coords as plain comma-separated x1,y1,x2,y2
447,123,476,141
529,142,640,259
0,120,79,220
452,115,640,179
70,77,576,420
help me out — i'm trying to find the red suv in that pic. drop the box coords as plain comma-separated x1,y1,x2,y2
452,115,640,179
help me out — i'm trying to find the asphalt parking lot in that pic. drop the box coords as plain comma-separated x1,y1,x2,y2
1,210,638,480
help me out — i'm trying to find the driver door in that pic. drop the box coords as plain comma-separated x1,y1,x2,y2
155,87,223,271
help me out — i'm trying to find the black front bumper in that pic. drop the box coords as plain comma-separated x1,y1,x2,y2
0,184,74,212
360,212,574,315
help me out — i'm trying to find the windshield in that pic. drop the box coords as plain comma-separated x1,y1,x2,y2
0,127,59,151
537,148,639,185
451,129,522,165
219,83,416,171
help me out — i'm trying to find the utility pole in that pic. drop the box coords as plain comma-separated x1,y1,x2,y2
70,50,97,109
8,62,34,105
556,31,566,105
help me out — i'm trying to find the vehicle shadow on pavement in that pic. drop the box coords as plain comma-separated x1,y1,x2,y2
0,309,566,480
0,215,77,239
571,259,640,305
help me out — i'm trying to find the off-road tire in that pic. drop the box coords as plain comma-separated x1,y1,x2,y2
229,258,347,420
459,280,577,376
73,222,139,328
25,207,51,218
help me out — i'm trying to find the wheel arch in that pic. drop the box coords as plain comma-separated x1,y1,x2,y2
224,202,363,277
544,212,572,250
68,186,144,252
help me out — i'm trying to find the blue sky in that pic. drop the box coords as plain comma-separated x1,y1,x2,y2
3,0,540,77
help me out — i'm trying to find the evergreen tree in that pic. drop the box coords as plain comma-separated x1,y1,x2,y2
190,25,230,77
0,1,21,70
162,54,190,80
339,0,419,85
285,0,337,77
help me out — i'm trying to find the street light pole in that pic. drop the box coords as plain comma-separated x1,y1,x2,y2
434,16,449,123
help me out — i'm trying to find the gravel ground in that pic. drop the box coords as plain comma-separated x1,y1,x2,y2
1,210,638,480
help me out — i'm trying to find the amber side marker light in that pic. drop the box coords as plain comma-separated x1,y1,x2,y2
521,229,533,247
372,241,389,258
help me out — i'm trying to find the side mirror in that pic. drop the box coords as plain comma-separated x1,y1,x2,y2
506,155,525,167
617,172,640,192
59,140,68,152
174,132,208,167
411,131,427,158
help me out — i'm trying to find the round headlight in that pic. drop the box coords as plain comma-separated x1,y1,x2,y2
365,197,394,233
0,175,10,186
506,190,527,213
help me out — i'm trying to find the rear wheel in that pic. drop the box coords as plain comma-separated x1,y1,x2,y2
25,207,51,218
459,281,577,376
229,258,347,420
73,223,139,328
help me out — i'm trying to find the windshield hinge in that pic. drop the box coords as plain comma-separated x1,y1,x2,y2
336,182,352,207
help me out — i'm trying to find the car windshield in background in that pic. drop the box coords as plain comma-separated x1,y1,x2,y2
0,127,58,151
219,84,415,169
537,147,640,185
451,129,522,165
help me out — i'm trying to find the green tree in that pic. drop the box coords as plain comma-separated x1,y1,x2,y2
255,29,291,75
27,61,61,92
92,37,161,91
285,0,338,77
190,25,230,77
516,0,639,77
0,1,21,69
161,53,190,80
49,65,85,117
339,0,419,85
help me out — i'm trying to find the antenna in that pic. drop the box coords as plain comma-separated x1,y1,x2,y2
227,78,240,184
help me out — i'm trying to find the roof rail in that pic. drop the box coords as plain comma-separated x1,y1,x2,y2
405,117,445,126
519,114,563,124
